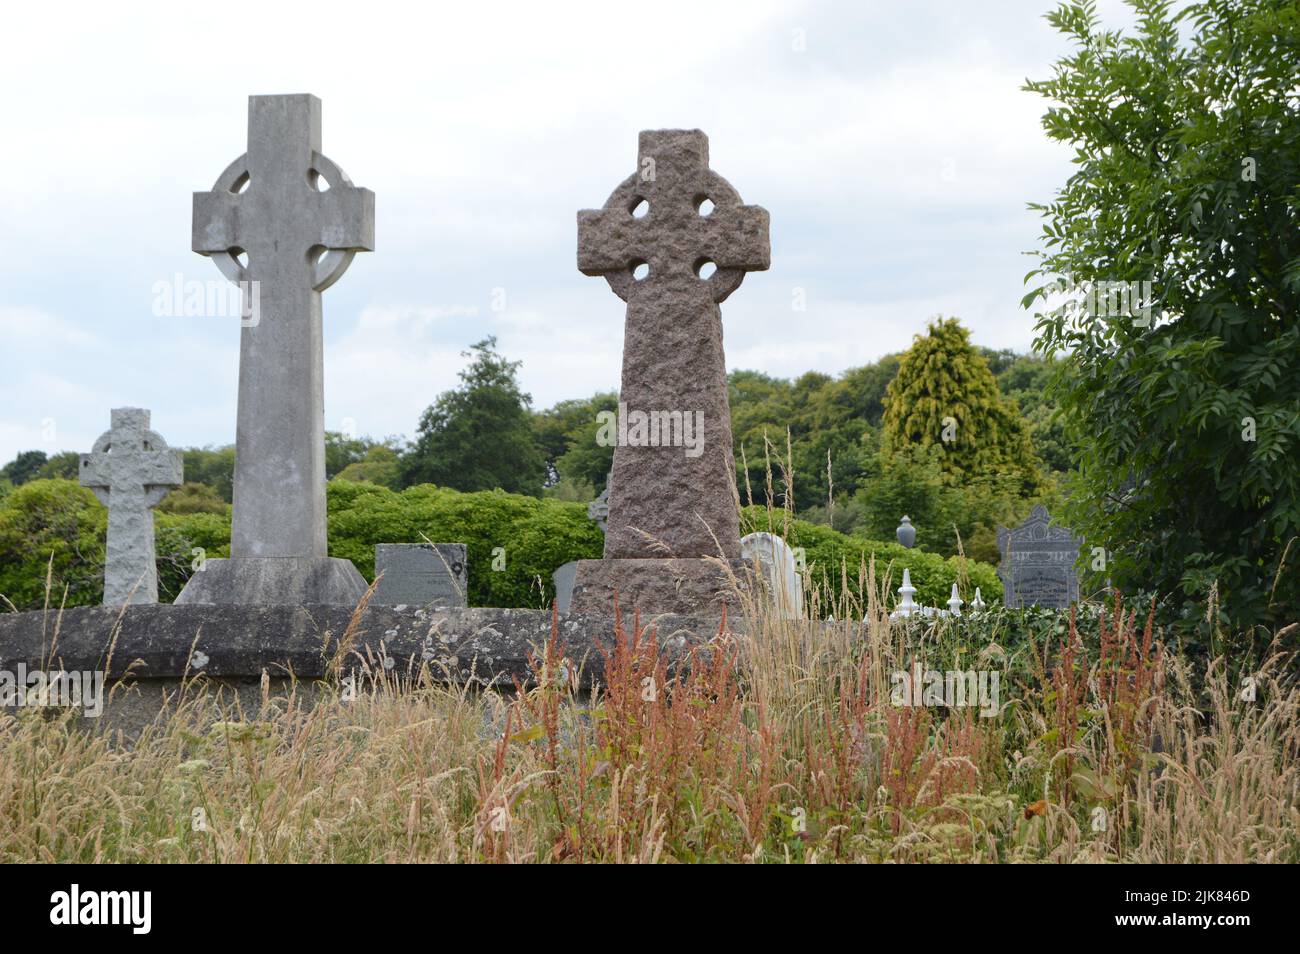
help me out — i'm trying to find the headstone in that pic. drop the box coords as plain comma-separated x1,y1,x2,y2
569,129,770,616
996,505,1083,609
79,408,183,605
587,473,611,533
552,560,579,614
372,544,467,609
740,532,803,618
175,94,375,606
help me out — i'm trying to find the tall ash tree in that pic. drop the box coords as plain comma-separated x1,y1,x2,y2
1024,0,1300,649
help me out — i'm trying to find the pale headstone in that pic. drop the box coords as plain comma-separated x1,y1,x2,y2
570,130,770,616
176,94,374,605
552,560,579,614
740,532,803,619
996,505,1083,609
372,544,467,608
79,408,182,605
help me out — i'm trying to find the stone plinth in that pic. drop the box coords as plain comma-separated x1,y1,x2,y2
569,558,751,616
172,557,367,606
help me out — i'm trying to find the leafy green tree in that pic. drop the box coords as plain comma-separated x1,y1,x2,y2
837,354,902,427
545,392,618,493
882,317,1045,492
36,451,80,481
729,369,798,505
1024,0,1300,647
542,476,598,502
400,337,547,495
0,479,105,608
997,355,1079,472
0,450,48,486
324,431,401,479
854,444,950,543
157,482,230,515
181,446,236,502
729,368,875,510
334,445,402,489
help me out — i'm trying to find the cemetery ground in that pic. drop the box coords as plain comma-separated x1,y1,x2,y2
1,2,1295,873
2,571,1296,864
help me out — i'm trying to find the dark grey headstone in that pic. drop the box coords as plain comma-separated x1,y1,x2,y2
996,505,1082,609
373,543,467,608
552,560,579,614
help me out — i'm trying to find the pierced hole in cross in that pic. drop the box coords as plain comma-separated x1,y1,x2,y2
630,260,650,281
308,169,332,192
695,258,717,280
308,245,330,269
629,197,649,219
229,247,248,269
230,172,251,195
695,196,715,217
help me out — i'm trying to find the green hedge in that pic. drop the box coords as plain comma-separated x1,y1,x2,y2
0,479,106,608
325,480,603,607
0,479,1000,613
741,506,1001,611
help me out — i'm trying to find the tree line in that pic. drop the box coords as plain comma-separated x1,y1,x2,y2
1,325,1067,568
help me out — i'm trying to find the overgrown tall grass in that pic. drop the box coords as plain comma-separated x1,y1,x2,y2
2,451,1295,862
1,579,1296,862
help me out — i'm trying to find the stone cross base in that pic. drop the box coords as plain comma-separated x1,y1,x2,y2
174,557,367,606
569,558,753,617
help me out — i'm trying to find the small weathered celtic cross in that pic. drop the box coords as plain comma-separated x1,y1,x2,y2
177,94,373,604
570,130,769,615
80,408,183,605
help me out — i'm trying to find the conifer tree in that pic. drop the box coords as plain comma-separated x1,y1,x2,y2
882,316,1044,492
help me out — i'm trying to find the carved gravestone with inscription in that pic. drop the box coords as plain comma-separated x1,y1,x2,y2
373,544,467,609
996,505,1083,609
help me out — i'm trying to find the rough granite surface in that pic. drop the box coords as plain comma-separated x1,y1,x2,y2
569,557,753,616
577,130,769,562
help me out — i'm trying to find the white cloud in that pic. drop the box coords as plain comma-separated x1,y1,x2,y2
0,0,1148,464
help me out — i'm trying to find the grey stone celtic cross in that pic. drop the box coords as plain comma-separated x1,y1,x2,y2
176,94,373,605
80,408,182,605
570,130,769,615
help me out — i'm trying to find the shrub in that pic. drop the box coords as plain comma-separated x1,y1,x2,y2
326,480,603,607
0,479,106,609
742,506,1001,611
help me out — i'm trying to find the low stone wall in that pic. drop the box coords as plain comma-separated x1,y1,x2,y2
0,604,740,734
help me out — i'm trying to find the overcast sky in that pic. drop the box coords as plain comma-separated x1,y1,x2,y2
0,0,1145,463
